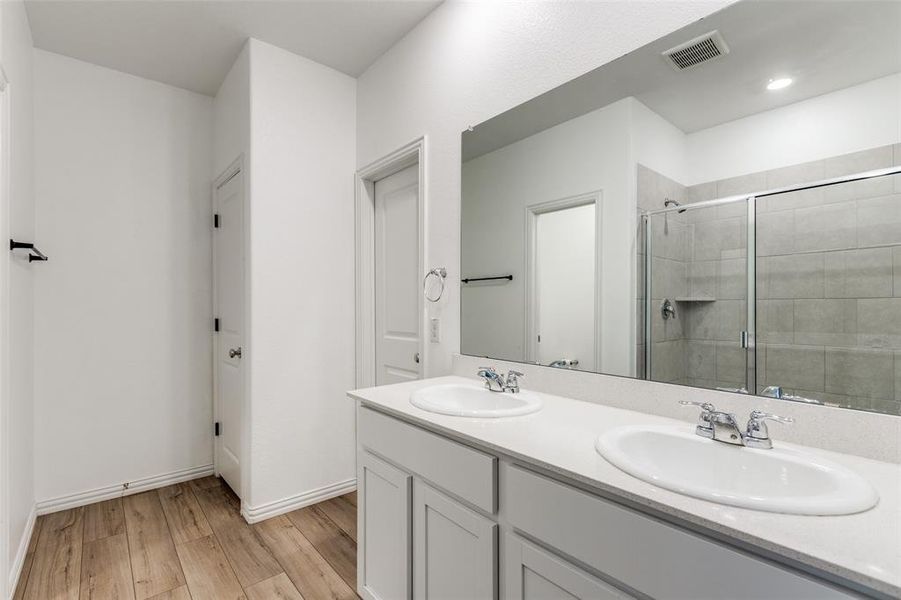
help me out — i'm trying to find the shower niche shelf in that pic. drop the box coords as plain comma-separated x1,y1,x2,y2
673,296,716,302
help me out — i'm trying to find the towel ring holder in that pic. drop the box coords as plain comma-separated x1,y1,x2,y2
423,267,447,303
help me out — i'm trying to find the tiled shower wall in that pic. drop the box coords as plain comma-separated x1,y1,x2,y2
636,164,688,384
639,144,901,415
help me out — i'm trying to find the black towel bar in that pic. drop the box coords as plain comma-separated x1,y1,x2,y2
462,275,513,283
9,239,48,262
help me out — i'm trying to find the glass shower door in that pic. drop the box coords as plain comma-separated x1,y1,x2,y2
644,198,753,392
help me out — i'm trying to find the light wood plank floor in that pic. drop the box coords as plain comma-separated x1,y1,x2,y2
14,478,359,600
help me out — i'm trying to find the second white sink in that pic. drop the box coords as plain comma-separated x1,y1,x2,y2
410,383,542,418
595,425,878,515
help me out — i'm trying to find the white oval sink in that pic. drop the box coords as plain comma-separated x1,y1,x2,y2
410,383,542,418
595,425,878,515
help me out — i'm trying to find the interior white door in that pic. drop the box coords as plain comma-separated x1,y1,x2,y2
374,164,421,385
214,167,244,496
535,203,596,371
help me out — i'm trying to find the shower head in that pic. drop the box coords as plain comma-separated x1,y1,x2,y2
664,198,686,213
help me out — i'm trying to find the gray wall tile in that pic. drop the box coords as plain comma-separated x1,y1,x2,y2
764,160,825,211
793,201,857,252
896,352,900,402
718,257,745,299
757,210,794,256
691,217,745,261
895,247,901,297
715,341,746,384
766,345,825,392
825,347,894,400
857,194,901,247
686,181,716,205
689,260,717,298
823,146,894,202
760,253,824,299
757,299,794,344
824,247,893,299
858,298,901,349
793,299,858,347
686,340,716,380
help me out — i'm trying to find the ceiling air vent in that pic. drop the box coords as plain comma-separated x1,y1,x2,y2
662,30,729,71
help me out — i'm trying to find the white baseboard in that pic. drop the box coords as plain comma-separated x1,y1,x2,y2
35,464,215,515
7,506,37,598
242,478,357,524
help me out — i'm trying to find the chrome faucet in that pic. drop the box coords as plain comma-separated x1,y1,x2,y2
477,367,524,393
679,401,793,449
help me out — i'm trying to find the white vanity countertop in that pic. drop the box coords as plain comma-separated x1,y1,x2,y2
349,376,901,597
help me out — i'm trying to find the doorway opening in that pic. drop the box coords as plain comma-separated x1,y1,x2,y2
525,192,602,372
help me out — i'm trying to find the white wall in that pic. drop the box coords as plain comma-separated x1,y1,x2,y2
213,43,250,178
244,39,356,513
461,99,633,375
33,50,214,505
0,0,35,594
357,0,734,377
686,73,901,185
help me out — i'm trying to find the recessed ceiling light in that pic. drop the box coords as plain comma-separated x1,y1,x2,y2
766,77,793,91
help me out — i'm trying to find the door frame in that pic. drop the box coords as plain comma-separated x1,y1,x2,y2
524,191,603,370
0,66,11,599
211,156,249,500
355,137,427,388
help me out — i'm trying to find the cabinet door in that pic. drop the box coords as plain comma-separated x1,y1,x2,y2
359,451,412,600
504,534,634,600
413,480,497,600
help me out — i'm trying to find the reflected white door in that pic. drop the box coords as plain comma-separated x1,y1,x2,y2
214,167,244,495
536,203,596,370
374,164,421,385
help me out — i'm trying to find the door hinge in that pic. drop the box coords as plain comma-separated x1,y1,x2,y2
214,422,220,436
214,317,220,332
214,214,220,228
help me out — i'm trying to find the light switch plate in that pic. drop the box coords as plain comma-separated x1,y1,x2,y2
430,318,441,343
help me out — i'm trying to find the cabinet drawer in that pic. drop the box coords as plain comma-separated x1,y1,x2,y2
359,406,497,513
504,464,855,600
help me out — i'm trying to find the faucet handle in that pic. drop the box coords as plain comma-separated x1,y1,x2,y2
504,370,524,392
679,400,716,412
748,410,794,427
679,401,716,437
745,410,793,448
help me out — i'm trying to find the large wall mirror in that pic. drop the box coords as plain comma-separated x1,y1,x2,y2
461,0,901,415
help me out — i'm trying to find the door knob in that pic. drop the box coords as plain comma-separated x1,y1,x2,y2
414,352,420,364
229,347,242,359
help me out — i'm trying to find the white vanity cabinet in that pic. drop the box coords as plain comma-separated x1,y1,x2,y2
356,404,865,600
357,406,499,600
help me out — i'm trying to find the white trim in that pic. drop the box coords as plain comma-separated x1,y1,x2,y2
355,137,427,388
241,478,357,524
35,464,214,515
524,191,603,371
0,65,11,600
6,506,35,596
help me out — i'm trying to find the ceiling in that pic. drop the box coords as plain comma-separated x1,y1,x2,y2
25,0,443,96
463,0,901,161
